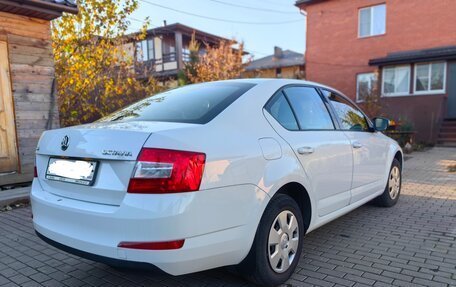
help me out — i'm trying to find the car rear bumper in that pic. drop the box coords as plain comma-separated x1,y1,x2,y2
31,179,269,275
35,230,160,270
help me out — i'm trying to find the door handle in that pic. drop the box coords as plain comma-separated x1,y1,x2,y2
352,141,362,149
297,146,314,155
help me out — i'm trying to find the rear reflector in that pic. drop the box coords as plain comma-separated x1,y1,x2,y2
128,148,206,194
118,240,185,250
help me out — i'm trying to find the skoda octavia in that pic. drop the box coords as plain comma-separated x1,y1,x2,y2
32,79,402,286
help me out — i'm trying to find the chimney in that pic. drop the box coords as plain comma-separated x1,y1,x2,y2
163,20,167,26
274,46,283,59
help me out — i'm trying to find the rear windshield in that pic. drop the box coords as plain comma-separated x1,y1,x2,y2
100,82,256,124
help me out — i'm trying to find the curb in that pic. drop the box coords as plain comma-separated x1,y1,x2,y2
0,186,30,207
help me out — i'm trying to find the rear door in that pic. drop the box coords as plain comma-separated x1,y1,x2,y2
321,89,389,203
0,41,18,173
265,86,353,217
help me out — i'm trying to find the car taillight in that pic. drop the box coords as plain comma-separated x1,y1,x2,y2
127,148,206,194
34,166,38,178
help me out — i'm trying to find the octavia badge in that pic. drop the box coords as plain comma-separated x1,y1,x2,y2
61,135,69,151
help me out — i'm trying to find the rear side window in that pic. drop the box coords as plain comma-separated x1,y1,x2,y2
265,92,299,131
284,87,334,130
322,90,370,132
100,82,256,124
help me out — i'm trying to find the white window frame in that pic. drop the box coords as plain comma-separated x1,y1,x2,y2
356,72,377,103
381,65,411,97
137,39,155,62
147,38,155,61
413,62,447,95
136,40,147,62
358,4,386,38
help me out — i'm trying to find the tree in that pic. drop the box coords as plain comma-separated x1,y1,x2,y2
358,70,384,118
183,36,245,84
180,32,200,85
52,0,159,127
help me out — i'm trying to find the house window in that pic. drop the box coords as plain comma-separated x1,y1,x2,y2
356,73,377,102
276,68,282,78
359,4,386,38
136,39,154,61
147,39,155,60
182,46,190,62
162,38,176,62
136,40,148,62
414,62,446,94
382,65,411,96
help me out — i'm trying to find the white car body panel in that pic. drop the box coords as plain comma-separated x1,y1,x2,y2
33,181,269,275
266,114,353,217
31,79,402,276
345,131,391,203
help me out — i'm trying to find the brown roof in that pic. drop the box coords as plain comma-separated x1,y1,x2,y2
245,49,304,71
370,46,456,66
148,23,230,46
0,0,78,20
295,0,327,7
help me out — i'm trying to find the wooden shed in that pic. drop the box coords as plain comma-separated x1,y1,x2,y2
0,0,78,186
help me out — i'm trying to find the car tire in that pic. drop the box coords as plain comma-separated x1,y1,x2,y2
238,194,304,287
375,158,402,207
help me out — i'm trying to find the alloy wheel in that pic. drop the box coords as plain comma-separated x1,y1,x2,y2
388,166,401,199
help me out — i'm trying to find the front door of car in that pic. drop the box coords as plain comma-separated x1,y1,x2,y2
322,90,389,203
264,86,353,217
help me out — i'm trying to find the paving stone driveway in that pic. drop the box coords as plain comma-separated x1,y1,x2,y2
0,147,455,287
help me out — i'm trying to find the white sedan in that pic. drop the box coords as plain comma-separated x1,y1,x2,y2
31,79,402,286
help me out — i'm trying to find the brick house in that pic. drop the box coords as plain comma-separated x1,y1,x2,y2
0,0,78,186
243,46,305,79
296,0,456,145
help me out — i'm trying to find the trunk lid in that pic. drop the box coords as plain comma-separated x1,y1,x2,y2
36,121,194,205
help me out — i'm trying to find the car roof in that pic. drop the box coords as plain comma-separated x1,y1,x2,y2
216,78,346,97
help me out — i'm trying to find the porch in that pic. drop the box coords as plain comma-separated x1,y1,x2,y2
368,46,456,145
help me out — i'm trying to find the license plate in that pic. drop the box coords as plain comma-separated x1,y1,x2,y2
46,158,98,186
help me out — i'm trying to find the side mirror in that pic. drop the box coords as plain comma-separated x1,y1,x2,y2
373,117,389,132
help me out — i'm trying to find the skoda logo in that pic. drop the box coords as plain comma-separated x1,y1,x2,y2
61,135,69,151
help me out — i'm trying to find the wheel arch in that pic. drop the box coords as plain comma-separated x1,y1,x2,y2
394,150,403,169
273,182,312,234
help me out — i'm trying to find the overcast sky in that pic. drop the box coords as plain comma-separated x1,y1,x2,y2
128,0,306,59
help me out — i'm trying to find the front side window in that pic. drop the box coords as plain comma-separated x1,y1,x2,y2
356,73,378,102
382,65,411,96
284,87,334,130
323,90,370,132
265,92,299,131
414,62,446,94
359,4,386,37
100,82,256,124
